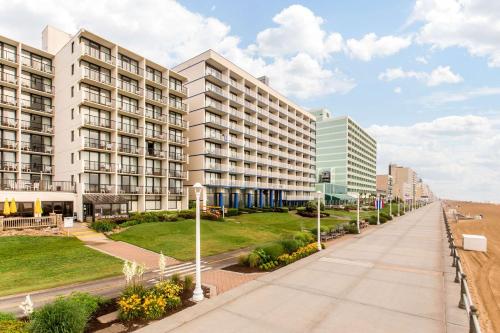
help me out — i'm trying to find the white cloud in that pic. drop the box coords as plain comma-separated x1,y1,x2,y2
410,0,500,67
252,4,343,59
394,87,402,94
421,87,500,106
378,65,463,86
368,114,500,202
0,1,356,100
416,56,428,64
346,33,412,61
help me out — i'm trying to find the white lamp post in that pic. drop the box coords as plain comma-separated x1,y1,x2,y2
388,195,392,217
316,190,322,251
376,195,380,225
356,192,360,234
192,183,204,302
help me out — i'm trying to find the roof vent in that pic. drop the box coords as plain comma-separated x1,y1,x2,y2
257,76,269,85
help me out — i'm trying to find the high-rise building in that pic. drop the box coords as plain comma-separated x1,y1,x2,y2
311,108,376,202
0,26,190,219
173,50,317,208
389,163,417,203
376,174,393,198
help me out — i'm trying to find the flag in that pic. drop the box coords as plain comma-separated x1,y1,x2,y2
375,198,384,209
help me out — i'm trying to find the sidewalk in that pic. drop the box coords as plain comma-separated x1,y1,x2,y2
138,202,470,333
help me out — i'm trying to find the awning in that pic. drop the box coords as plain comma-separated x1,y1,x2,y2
83,194,129,204
325,193,356,201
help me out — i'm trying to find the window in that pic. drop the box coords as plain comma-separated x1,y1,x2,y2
71,64,74,75
71,153,74,164
71,86,74,97
71,42,74,53
71,108,74,119
71,130,74,141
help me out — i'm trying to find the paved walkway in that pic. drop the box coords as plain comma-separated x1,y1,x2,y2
139,202,469,333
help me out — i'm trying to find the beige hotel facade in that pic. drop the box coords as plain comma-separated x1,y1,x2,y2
0,27,316,218
173,50,317,208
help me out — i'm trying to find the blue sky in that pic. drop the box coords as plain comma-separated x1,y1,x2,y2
1,0,499,202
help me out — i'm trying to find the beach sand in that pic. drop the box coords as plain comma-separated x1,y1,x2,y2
445,201,500,333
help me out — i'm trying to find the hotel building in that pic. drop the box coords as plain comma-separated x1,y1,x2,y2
311,108,376,202
388,163,417,204
0,26,190,219
173,50,316,208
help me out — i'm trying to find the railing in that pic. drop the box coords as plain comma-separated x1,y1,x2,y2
117,143,141,155
84,137,114,151
82,45,114,65
0,94,17,106
169,170,187,178
82,90,113,107
21,56,53,74
145,110,168,122
145,167,167,176
21,162,53,173
0,179,75,192
169,99,188,112
117,122,142,135
168,187,184,195
1,215,60,231
144,186,167,194
117,100,143,116
169,116,188,128
145,91,166,104
84,160,115,172
21,142,53,154
146,149,165,158
118,185,142,194
84,183,114,193
20,99,53,114
21,78,54,94
168,152,186,162
82,67,114,86
0,49,17,63
0,71,17,84
145,130,168,140
117,59,142,76
20,120,53,134
443,208,482,333
169,81,188,95
83,114,112,129
169,133,187,145
117,79,143,96
0,160,17,171
1,117,17,128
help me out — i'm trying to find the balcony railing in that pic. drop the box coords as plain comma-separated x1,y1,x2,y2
205,163,226,171
1,179,75,192
20,162,53,173
168,152,186,162
1,117,17,129
21,56,53,74
84,137,114,151
21,142,53,154
206,67,227,82
146,149,165,158
21,78,54,94
169,134,187,145
206,147,224,156
169,81,188,95
20,99,53,114
84,183,114,193
117,101,142,116
84,160,115,172
117,143,142,155
145,72,163,85
0,138,17,150
169,99,187,112
145,167,167,176
82,90,113,108
145,91,166,104
0,71,17,85
117,59,142,76
168,187,184,195
117,164,141,174
117,80,143,96
117,122,142,135
82,45,114,65
82,67,114,86
145,110,167,122
83,114,112,129
144,186,167,194
118,185,142,194
145,130,168,140
0,160,16,171
0,49,17,63
169,116,188,129
0,94,16,107
169,170,187,178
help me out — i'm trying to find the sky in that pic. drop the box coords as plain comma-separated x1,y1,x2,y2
1,0,499,202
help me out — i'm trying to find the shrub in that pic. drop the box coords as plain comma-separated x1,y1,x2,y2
170,273,181,285
120,220,140,228
67,292,103,318
258,260,279,271
294,231,314,246
280,239,300,254
30,298,88,333
238,254,249,266
0,312,16,322
226,208,240,217
259,242,285,260
201,211,222,221
305,200,325,212
90,219,116,233
0,320,28,333
368,215,378,225
343,223,359,234
310,226,329,238
274,207,289,213
159,213,178,222
247,252,261,268
183,275,193,291
178,210,195,219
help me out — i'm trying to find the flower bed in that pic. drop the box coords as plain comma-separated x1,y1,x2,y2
277,243,319,265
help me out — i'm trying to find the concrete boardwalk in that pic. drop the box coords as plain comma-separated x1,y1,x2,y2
139,202,469,333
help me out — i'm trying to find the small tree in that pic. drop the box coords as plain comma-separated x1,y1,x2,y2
305,200,324,213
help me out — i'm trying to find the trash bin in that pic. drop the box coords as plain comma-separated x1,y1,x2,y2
64,216,74,228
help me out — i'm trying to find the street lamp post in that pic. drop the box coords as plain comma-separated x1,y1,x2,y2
389,195,392,217
376,195,380,225
192,183,204,302
316,191,322,251
356,192,360,234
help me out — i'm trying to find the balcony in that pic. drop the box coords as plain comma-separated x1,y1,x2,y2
169,99,188,113
0,160,17,171
21,142,53,154
145,110,168,122
205,99,227,113
168,152,186,162
82,90,113,109
80,62,111,80
82,45,114,66
205,116,227,128
21,78,54,95
117,79,143,97
169,170,187,179
229,79,244,93
228,166,244,174
84,160,115,172
117,143,141,155
21,56,53,75
169,133,187,145
206,84,227,99
0,94,17,108
144,186,168,194
145,72,164,86
0,139,17,150
0,49,17,63
169,81,188,96
117,164,141,174
204,131,226,143
1,117,17,129
205,67,228,85
0,71,17,85
169,116,188,129
84,137,114,151
145,130,168,141
84,183,115,194
1,179,75,192
204,178,227,187
205,163,226,172
145,91,167,105
206,147,224,156
229,151,243,160
83,114,112,129
117,101,143,116
117,59,143,77
117,122,142,136
21,162,53,174
145,167,167,176
118,185,142,194
146,149,165,159
168,187,184,195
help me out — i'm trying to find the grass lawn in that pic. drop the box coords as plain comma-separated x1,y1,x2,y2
0,236,123,297
111,211,355,261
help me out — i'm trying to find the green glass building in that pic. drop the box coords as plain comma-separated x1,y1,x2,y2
311,109,377,203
